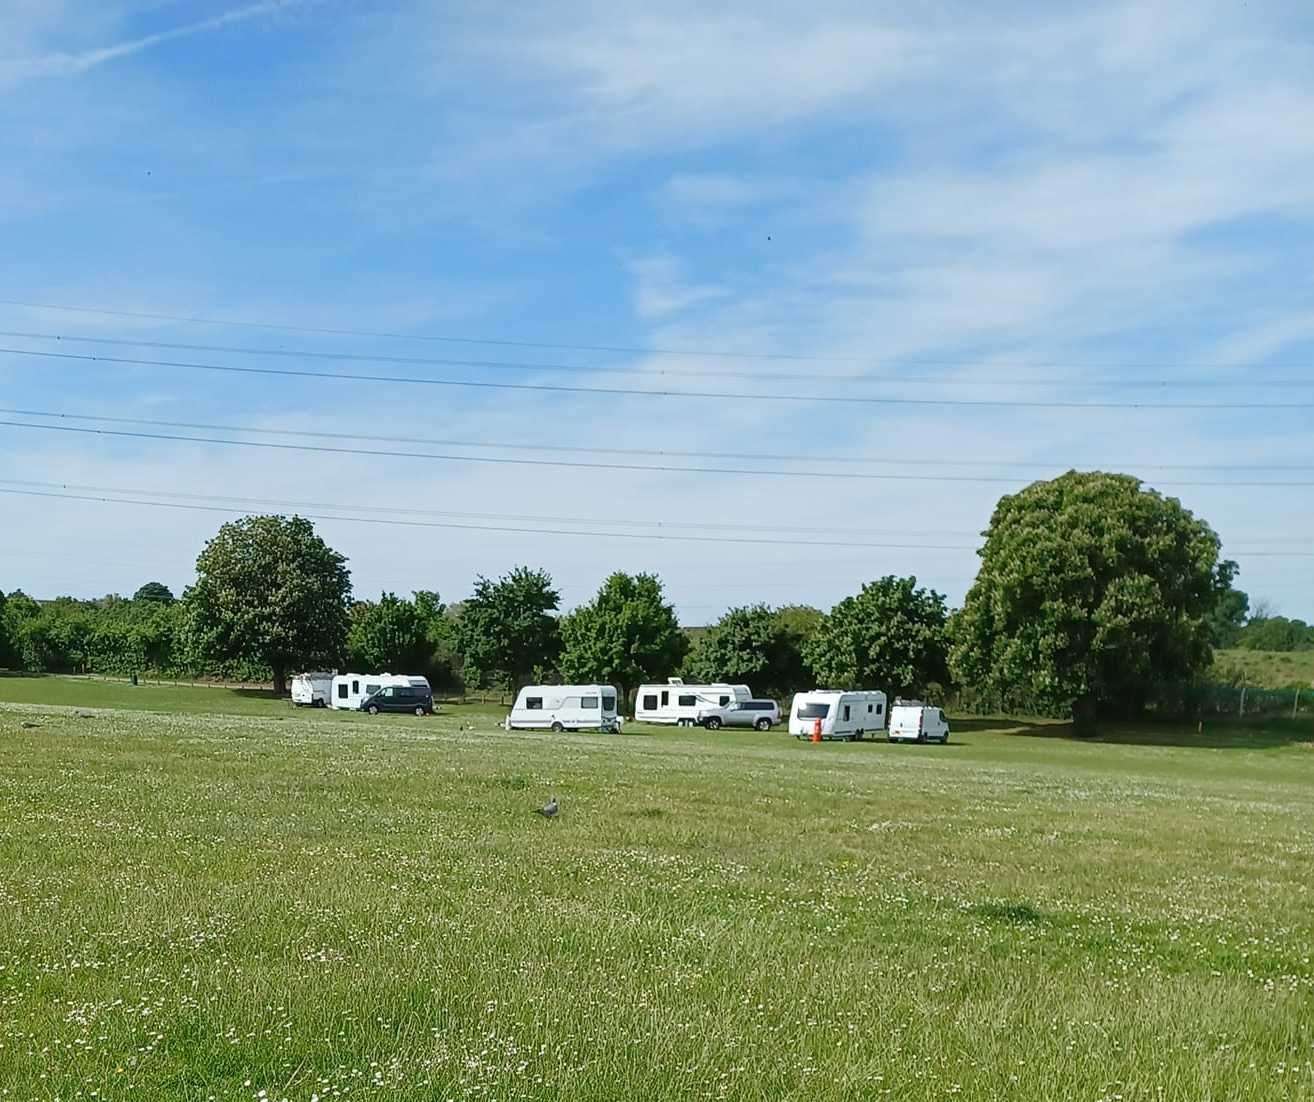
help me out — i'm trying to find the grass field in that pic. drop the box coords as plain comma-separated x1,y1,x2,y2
1214,649,1314,690
1,678,1312,1100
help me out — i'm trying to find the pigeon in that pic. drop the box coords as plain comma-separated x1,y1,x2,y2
535,796,559,820
20,721,41,729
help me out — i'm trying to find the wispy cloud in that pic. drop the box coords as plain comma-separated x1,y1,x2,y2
1,0,303,89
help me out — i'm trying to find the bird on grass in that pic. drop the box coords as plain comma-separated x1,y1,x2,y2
20,721,41,729
535,796,559,820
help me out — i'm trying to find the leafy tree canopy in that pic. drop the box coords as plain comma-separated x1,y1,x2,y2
184,515,351,694
133,581,176,604
683,603,820,698
950,471,1226,732
456,567,560,691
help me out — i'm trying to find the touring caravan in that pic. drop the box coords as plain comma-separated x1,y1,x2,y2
291,671,334,707
789,690,887,741
330,672,430,711
505,684,620,732
634,678,752,726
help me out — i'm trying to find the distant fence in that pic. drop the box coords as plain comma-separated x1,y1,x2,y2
1185,683,1309,719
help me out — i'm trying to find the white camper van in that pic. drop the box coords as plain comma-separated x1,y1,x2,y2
789,690,887,741
505,684,620,732
330,673,430,711
634,678,752,726
291,671,334,707
888,701,951,744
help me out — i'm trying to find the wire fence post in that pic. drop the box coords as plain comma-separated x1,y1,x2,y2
1239,685,1246,717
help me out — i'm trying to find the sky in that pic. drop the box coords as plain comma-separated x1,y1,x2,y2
1,0,1311,623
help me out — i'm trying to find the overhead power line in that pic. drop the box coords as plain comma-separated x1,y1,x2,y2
6,417,1314,487
7,406,1313,472
1,330,1307,389
0,486,975,551
2,346,1310,410
2,484,1310,557
0,298,1304,375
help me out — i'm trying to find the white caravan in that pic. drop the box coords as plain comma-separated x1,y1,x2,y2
291,671,334,707
888,701,951,744
789,690,887,741
634,678,752,726
505,684,621,732
330,672,430,711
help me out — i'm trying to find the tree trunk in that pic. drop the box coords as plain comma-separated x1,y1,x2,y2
1072,693,1098,737
273,663,287,697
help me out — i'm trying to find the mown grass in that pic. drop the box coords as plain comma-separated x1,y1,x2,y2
0,679,1312,1100
1214,649,1314,690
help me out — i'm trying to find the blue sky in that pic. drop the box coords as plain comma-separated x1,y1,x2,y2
1,0,1311,621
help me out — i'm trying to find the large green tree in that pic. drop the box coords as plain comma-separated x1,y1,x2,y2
683,604,820,698
950,471,1227,733
456,567,560,692
184,515,351,694
805,577,949,698
1206,562,1248,648
347,592,429,672
133,581,176,605
559,572,687,709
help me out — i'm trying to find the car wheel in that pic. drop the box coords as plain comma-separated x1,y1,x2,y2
754,718,771,731
854,729,864,741
706,717,722,730
367,704,379,716
414,705,425,717
551,722,564,733
942,733,950,744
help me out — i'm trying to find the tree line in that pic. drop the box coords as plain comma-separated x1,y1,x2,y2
1,472,1298,732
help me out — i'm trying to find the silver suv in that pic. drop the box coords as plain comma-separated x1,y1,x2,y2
698,699,781,731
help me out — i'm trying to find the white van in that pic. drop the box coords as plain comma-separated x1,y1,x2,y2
291,671,334,707
330,672,430,711
505,684,620,732
789,690,887,741
888,701,950,744
634,678,752,726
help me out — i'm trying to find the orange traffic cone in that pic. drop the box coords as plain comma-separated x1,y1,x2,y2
811,718,822,743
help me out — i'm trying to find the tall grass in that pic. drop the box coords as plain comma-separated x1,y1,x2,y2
0,688,1311,1100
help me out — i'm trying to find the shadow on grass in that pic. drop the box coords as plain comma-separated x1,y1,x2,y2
0,670,49,678
977,714,1314,750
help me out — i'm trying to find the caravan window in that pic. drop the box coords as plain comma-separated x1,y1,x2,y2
843,705,851,721
525,697,543,710
643,694,658,710
602,694,616,711
661,691,669,706
351,680,360,694
580,695,599,709
678,694,696,707
366,683,381,696
797,702,830,718
337,683,348,700
719,695,730,706
876,702,883,715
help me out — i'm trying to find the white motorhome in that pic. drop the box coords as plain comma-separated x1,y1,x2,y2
291,671,334,707
888,701,950,744
330,672,430,711
634,678,752,726
505,684,620,732
789,690,887,741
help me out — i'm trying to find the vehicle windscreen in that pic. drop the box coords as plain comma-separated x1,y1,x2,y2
796,702,830,719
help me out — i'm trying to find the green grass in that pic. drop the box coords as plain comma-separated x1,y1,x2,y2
1,678,1312,1100
1214,648,1314,690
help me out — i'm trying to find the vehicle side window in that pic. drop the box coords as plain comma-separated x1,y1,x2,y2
602,695,616,711
867,704,873,713
382,687,395,698
719,695,730,706
366,683,380,696
661,691,669,706
643,694,658,710
843,705,851,721
938,710,946,722
876,702,883,715
581,695,599,709
337,683,348,699
526,697,543,710
678,694,696,707
351,680,359,694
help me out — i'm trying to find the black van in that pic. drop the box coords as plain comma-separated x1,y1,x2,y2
359,683,434,716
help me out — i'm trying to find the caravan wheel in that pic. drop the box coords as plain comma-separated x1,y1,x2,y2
550,722,564,733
